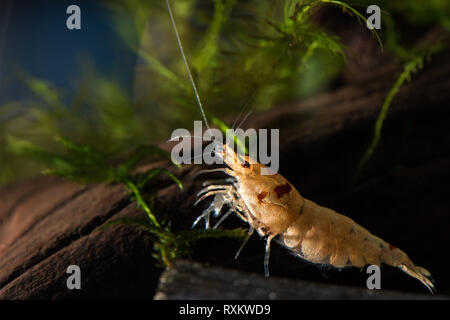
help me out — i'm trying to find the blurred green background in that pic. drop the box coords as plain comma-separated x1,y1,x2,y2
0,0,448,184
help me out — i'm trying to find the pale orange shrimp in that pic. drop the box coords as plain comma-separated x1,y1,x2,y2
194,144,435,293
164,0,435,293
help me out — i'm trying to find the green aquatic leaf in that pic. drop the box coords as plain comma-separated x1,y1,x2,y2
136,167,183,190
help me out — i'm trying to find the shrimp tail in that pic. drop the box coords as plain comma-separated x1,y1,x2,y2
383,243,436,293
398,263,435,294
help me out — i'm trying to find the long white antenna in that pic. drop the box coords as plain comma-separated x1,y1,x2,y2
165,0,210,130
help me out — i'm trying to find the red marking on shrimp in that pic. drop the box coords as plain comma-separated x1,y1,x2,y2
257,191,267,203
274,183,292,199
389,244,397,250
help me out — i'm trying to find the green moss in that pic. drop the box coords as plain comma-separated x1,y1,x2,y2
354,15,447,182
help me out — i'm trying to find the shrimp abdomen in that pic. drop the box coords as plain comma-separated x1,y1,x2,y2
280,199,435,292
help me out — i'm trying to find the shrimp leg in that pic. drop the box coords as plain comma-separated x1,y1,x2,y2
213,208,234,229
264,234,276,277
193,185,240,228
234,226,254,259
202,178,236,187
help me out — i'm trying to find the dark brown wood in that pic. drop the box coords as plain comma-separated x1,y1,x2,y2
154,260,447,300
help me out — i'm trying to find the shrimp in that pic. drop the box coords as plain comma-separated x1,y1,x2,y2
194,144,435,293
164,0,435,293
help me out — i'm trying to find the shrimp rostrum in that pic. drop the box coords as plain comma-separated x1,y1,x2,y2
194,144,435,293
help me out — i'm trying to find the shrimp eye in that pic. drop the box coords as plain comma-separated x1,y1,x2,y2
241,161,250,168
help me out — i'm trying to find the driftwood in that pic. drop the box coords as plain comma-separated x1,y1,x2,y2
0,25,450,299
154,260,441,300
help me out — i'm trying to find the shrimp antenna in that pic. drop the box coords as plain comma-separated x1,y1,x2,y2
165,0,210,130
231,87,257,130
